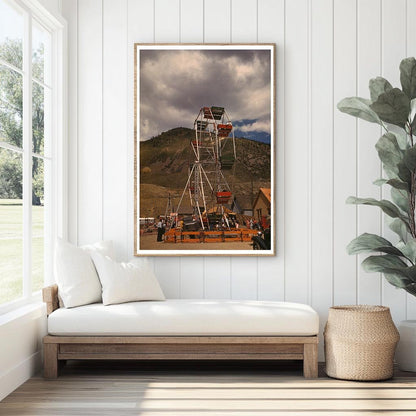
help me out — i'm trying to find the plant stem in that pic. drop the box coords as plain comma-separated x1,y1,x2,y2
409,123,416,238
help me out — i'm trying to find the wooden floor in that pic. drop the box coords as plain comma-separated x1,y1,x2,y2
1,360,416,415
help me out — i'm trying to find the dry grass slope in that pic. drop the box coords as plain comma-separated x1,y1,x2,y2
139,127,271,217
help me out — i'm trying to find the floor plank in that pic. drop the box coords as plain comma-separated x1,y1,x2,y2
1,361,416,415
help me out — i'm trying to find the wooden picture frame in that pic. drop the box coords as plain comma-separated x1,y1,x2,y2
134,44,275,256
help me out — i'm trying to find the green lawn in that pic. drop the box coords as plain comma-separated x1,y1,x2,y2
0,199,44,305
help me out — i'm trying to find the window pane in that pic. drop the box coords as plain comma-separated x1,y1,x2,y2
32,20,51,85
0,65,23,148
0,0,24,70
0,147,23,305
32,81,46,155
32,156,43,293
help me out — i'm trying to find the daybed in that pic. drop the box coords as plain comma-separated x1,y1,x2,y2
42,285,320,379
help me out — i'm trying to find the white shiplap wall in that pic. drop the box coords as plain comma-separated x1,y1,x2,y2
61,0,416,355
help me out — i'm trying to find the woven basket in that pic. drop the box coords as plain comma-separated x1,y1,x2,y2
324,305,399,381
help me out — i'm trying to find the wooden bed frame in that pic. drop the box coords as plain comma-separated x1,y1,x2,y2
42,285,319,379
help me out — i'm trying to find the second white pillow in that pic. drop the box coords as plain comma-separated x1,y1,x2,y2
90,252,165,306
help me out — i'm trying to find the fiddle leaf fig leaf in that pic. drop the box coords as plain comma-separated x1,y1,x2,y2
389,217,410,241
400,57,416,100
347,233,404,256
375,132,404,173
362,254,408,272
404,283,416,296
373,178,388,186
402,265,416,282
370,88,410,128
375,179,409,193
411,99,416,133
384,166,400,180
391,187,410,213
337,97,382,125
369,77,393,102
373,178,410,191
395,130,410,150
412,113,416,133
410,98,416,124
403,146,416,172
361,255,416,287
398,161,412,185
387,178,410,191
346,196,407,220
383,271,412,288
397,240,416,264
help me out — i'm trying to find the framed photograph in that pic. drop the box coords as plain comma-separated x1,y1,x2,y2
134,44,275,256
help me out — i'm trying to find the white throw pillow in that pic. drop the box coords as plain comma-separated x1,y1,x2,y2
90,252,166,306
55,239,114,308
81,240,115,259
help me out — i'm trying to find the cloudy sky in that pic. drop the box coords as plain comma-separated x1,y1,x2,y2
139,48,272,142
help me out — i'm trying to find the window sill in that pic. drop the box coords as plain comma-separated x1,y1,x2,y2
0,298,45,327
0,291,42,315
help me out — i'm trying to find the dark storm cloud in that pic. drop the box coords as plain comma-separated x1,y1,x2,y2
139,49,271,140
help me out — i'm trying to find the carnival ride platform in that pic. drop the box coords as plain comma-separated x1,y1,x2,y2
164,228,258,243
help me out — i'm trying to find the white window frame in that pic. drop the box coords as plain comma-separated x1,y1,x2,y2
0,0,67,315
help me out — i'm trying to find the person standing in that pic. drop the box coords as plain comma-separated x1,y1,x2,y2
157,218,164,242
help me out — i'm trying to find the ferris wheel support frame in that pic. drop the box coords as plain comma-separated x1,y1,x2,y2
175,105,237,231
174,161,214,231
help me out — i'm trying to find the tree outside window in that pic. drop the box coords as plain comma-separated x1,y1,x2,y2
0,0,52,306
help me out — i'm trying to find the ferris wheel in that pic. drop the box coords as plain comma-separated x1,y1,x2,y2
175,106,237,230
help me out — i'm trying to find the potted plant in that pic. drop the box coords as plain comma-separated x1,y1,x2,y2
337,57,416,371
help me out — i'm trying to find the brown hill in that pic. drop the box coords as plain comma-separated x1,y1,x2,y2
139,127,271,217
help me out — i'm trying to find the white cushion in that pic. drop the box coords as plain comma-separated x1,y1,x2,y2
47,299,319,336
54,239,113,308
90,252,165,306
81,240,115,259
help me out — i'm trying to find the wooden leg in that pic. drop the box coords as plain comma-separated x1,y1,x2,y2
44,343,59,379
303,343,318,379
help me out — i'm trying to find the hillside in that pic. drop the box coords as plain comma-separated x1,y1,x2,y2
139,127,271,218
